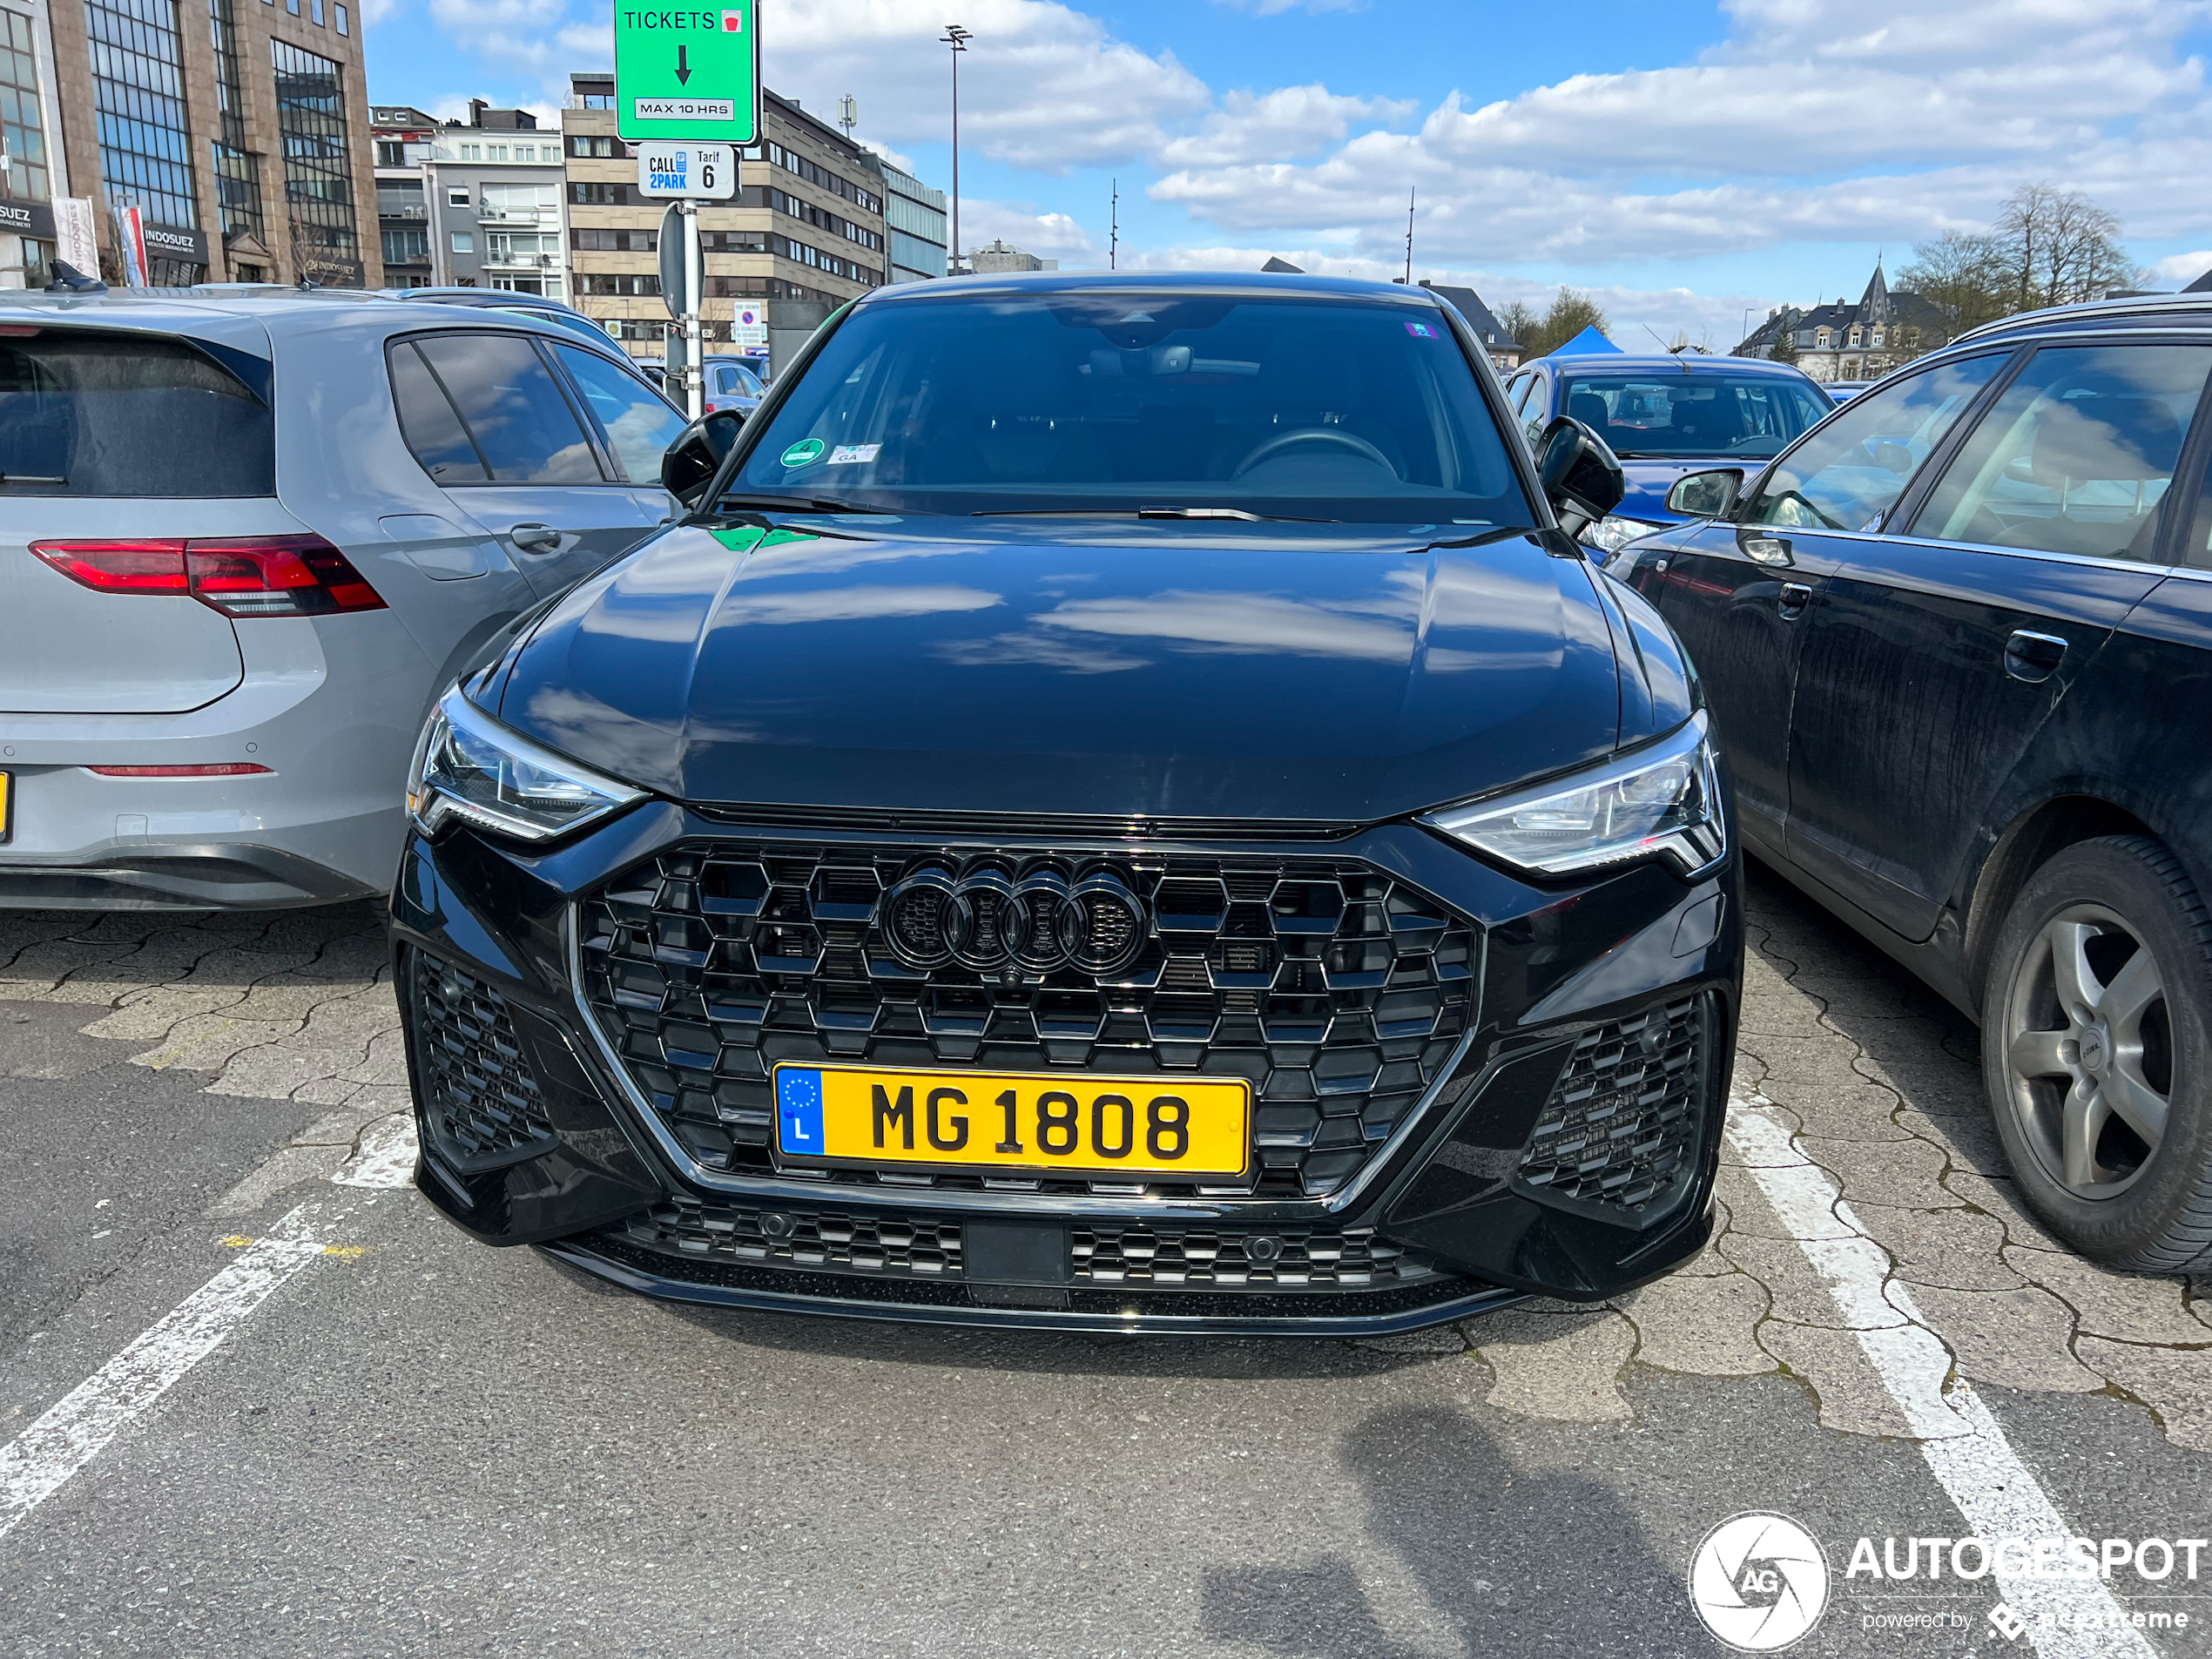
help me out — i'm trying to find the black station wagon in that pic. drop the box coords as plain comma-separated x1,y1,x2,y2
1614,292,2212,1272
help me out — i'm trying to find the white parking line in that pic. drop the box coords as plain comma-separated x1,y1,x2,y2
0,1206,327,1545
1729,1098,2159,1659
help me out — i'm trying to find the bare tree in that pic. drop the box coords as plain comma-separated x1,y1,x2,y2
1496,299,1540,351
1899,229,2011,337
1904,185,2141,336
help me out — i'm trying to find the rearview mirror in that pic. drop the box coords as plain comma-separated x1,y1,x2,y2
1534,416,1626,536
1666,468,1744,520
659,408,747,507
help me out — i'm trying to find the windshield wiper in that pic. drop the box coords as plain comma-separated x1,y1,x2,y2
711,492,896,515
972,504,1332,523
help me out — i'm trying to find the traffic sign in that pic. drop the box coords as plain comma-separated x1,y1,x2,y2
637,142,737,199
614,2,760,143
657,202,691,315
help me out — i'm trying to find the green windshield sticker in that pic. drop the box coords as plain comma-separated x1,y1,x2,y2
780,439,826,468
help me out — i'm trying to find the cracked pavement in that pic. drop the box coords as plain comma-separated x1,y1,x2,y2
4,871,2212,1656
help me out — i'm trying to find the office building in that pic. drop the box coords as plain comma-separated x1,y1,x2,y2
969,239,1055,273
563,75,887,355
25,0,380,285
0,0,64,286
876,158,945,283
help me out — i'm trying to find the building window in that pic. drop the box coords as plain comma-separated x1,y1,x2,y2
334,3,346,31
0,10,52,204
446,186,469,206
567,135,621,158
1816,329,1831,347
85,0,203,231
1871,328,1885,347
381,226,427,264
273,38,361,278
1848,327,1863,347
207,0,265,243
309,0,323,21
375,138,405,166
578,91,614,110
571,226,656,252
481,180,556,220
449,231,471,253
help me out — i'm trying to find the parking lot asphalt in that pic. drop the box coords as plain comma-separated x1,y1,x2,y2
3,868,2210,1658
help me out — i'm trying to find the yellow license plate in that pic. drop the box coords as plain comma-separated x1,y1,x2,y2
0,770,10,843
772,1063,1251,1180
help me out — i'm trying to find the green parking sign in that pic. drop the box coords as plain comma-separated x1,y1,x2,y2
614,0,759,143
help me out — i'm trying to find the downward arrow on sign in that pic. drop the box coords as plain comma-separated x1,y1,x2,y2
675,44,690,84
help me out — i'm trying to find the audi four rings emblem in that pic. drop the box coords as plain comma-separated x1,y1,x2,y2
883,863,1149,975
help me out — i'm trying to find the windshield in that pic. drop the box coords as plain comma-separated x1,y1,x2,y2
725,291,1534,526
1559,371,1830,460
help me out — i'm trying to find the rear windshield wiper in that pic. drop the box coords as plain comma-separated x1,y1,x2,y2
973,505,1333,523
711,492,896,515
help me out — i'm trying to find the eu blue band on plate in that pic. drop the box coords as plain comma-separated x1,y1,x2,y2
777,1068,825,1153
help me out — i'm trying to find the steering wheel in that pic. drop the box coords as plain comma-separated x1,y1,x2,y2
1231,427,1397,479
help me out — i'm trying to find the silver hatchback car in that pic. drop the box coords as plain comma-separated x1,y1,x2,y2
0,289,690,908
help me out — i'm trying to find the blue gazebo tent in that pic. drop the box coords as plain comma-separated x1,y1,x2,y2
1550,325,1621,355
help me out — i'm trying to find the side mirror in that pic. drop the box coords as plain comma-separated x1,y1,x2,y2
1534,416,1626,536
1665,468,1745,520
1871,441,1914,475
659,408,746,506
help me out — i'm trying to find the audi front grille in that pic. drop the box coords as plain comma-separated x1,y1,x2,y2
577,839,1480,1197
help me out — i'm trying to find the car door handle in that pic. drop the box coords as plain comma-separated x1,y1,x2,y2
1777,582,1814,619
509,523,563,552
2004,629,2068,682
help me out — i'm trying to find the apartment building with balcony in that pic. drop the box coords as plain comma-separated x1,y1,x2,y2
563,74,887,354
370,103,434,287
417,100,568,298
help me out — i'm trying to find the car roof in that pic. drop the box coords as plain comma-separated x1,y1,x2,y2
1547,353,1814,377
1951,290,2212,347
389,287,593,316
856,269,1447,306
0,286,637,356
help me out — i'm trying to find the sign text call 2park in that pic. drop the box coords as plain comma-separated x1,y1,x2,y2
614,0,760,143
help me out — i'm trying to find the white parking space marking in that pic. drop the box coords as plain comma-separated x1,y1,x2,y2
1730,1098,2158,1659
332,1113,418,1189
0,1206,327,1546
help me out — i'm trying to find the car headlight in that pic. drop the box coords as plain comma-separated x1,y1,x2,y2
1579,515,1664,556
1420,713,1726,878
408,685,646,843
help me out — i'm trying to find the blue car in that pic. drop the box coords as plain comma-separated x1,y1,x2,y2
1504,354,1832,555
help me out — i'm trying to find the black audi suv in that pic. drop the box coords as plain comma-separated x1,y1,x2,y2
1618,291,2212,1273
391,273,1741,1333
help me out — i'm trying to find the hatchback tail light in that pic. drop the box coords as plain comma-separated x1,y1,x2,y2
30,535,387,617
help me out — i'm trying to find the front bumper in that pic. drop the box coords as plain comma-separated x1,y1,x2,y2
390,803,1743,1334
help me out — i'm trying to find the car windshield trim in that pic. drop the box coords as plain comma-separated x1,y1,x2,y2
718,289,1537,528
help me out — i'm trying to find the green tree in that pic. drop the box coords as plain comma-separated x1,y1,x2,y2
1525,287,1610,356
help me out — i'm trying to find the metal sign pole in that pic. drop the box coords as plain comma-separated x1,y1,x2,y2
683,199,703,421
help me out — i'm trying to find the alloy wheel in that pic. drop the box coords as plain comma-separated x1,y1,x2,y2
2000,903,2173,1197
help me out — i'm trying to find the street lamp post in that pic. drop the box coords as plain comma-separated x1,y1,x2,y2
941,24,970,275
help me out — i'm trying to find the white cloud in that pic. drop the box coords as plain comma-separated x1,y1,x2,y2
1157,84,1415,170
762,0,1210,173
2147,249,2212,285
1148,0,2212,267
958,199,1097,258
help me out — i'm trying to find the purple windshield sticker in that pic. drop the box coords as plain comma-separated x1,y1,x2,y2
1406,320,1438,338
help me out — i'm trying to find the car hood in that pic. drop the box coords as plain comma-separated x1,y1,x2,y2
494,518,1636,822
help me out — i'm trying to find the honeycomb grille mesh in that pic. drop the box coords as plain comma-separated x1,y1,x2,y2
1515,996,1706,1211
578,840,1479,1197
410,953,556,1164
621,1198,962,1276
1071,1226,1436,1289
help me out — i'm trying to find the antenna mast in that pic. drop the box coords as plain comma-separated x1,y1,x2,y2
1404,187,1415,285
1109,179,1117,271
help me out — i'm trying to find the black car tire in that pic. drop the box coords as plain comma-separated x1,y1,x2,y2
1980,834,2212,1271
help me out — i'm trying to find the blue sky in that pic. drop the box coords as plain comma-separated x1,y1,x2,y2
364,0,2212,342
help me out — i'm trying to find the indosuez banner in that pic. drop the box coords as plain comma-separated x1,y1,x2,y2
615,0,759,144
